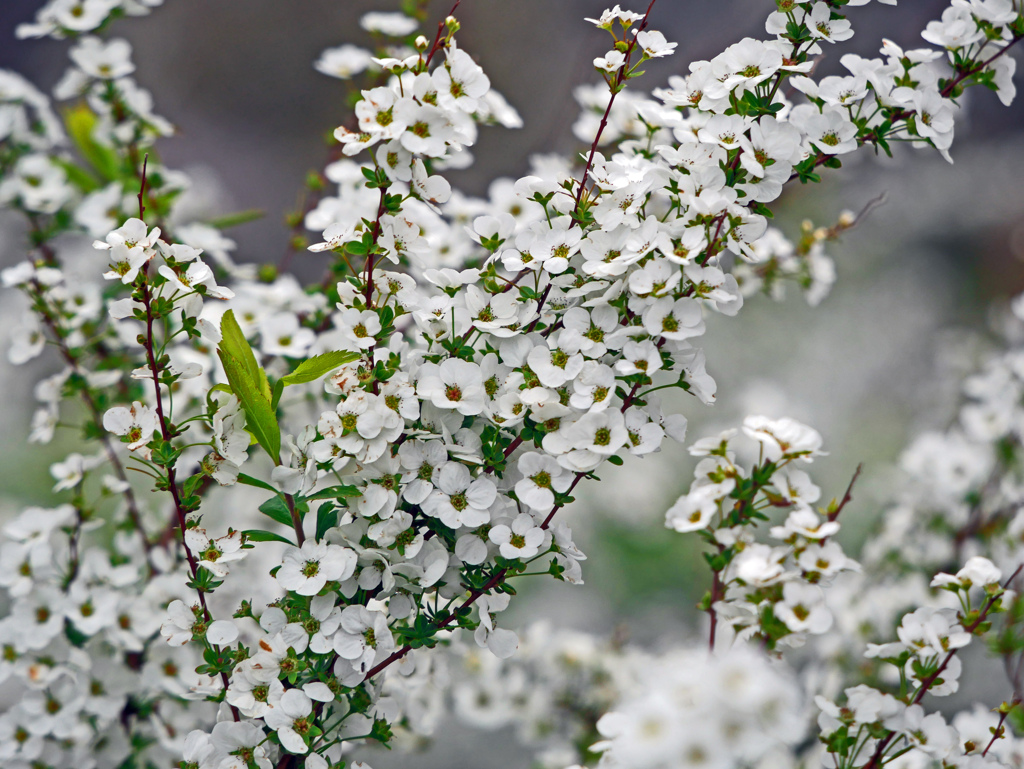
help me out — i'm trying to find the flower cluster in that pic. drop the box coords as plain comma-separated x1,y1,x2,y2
0,0,1022,768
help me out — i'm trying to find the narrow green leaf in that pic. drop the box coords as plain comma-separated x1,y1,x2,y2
54,159,101,193
258,496,294,528
218,349,281,461
206,209,265,230
220,310,271,401
271,378,284,410
64,105,121,181
306,485,361,501
243,529,294,545
315,502,339,542
236,473,278,493
281,351,360,386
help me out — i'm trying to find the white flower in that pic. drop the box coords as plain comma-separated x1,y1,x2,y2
897,607,971,660
103,401,159,452
742,415,824,463
333,605,395,672
68,35,134,79
315,44,373,79
264,688,313,754
160,599,198,646
514,452,573,512
775,582,833,634
422,462,496,528
635,29,677,58
955,556,1002,588
417,358,485,416
585,6,645,30
642,297,705,341
489,513,545,559
277,541,357,596
260,312,315,358
807,2,853,42
8,317,45,365
665,484,728,533
434,44,491,113
360,11,418,36
790,104,859,155
932,556,1002,590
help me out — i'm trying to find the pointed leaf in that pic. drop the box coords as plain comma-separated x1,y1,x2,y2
218,349,280,461
236,473,278,493
220,310,271,401
306,485,361,501
258,496,293,528
64,104,121,181
243,529,294,545
281,351,361,387
315,503,339,542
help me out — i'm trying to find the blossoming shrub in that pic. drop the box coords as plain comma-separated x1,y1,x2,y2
1,0,1023,768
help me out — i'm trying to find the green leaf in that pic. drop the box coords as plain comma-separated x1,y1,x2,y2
258,496,294,528
271,378,284,411
315,502,339,542
206,209,265,230
236,473,278,493
219,310,270,401
281,351,360,386
54,159,101,193
307,485,361,501
64,104,121,181
218,348,281,461
243,529,294,545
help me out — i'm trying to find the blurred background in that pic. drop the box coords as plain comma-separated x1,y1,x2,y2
2,1,1024,766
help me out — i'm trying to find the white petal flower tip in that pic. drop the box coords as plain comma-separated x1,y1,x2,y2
206,620,239,646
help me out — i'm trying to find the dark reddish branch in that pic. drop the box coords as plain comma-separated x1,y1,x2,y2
424,0,461,67
134,160,239,721
571,0,658,224
137,154,148,220
364,187,389,307
982,702,1017,758
708,569,723,651
792,34,1024,185
827,463,862,523
940,34,1023,99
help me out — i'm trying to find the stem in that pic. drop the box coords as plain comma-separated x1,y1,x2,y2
981,701,1017,757
363,187,389,308
133,160,239,720
827,463,863,523
424,1,461,68
708,569,723,652
285,493,305,546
